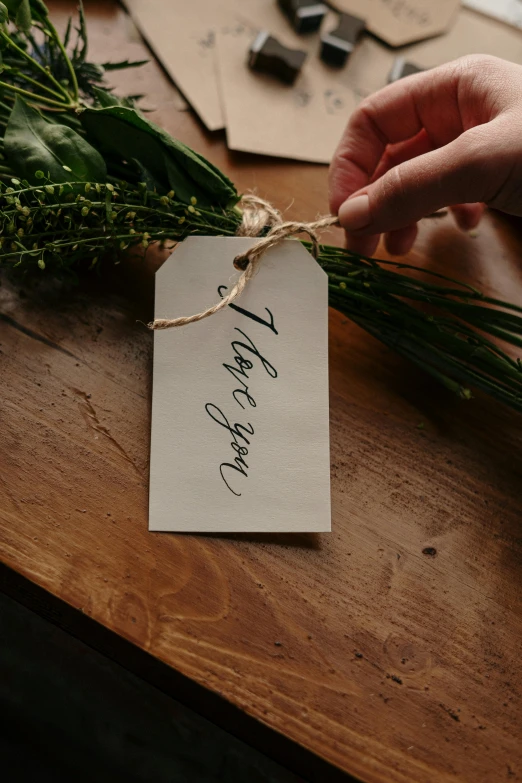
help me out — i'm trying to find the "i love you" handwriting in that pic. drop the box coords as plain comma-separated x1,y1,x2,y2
205,286,278,497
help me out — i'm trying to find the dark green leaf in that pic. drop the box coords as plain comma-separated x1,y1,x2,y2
77,0,87,62
3,0,46,26
30,0,47,15
130,157,162,191
80,105,238,207
100,59,148,71
91,85,121,108
15,0,31,31
5,96,107,184
63,15,72,48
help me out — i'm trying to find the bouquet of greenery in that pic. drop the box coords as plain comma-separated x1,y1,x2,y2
0,0,522,412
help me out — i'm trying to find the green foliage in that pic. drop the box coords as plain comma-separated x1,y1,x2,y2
5,96,106,183
80,106,239,207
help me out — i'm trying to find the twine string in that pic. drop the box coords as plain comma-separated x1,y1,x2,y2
149,194,339,330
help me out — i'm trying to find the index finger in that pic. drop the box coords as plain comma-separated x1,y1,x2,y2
328,60,469,214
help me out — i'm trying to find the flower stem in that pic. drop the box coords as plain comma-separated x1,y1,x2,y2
0,80,69,108
0,30,71,103
44,19,80,102
10,71,67,101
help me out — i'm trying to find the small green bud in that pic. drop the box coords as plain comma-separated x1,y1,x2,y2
160,196,169,205
11,178,20,186
0,4,9,25
190,196,197,206
45,185,54,195
17,228,24,237
188,205,196,214
339,281,347,289
110,211,117,221
81,206,89,217
38,259,45,270
35,170,45,180
125,211,136,220
167,190,175,199
178,217,185,225
105,183,114,192
85,183,91,193
62,165,72,172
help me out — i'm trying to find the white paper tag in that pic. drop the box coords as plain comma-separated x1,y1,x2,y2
149,236,331,533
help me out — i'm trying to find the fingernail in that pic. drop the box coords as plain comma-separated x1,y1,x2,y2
338,195,371,232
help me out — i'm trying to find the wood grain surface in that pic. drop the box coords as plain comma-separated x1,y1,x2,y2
0,2,521,781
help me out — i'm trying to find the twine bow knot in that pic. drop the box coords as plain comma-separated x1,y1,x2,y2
149,194,339,330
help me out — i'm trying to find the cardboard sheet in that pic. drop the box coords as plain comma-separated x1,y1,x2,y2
347,7,522,100
215,0,364,163
334,0,460,47
123,0,231,131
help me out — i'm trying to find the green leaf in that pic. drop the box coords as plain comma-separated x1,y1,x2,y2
100,59,149,71
80,105,238,207
5,96,107,184
91,86,121,108
4,0,47,25
63,14,72,48
77,0,87,62
130,157,162,192
15,0,31,31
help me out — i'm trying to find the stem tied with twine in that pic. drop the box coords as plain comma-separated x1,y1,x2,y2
149,195,339,330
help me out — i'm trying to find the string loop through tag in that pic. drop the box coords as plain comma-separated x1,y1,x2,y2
149,194,339,330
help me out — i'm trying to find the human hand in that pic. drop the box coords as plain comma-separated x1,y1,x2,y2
329,55,522,256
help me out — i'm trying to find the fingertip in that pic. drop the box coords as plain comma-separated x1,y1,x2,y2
384,224,418,256
345,232,380,258
338,194,371,233
451,203,484,231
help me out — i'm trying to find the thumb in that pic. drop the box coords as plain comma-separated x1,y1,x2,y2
337,123,505,236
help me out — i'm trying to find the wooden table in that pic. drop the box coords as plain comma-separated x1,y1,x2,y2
1,2,521,781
